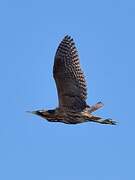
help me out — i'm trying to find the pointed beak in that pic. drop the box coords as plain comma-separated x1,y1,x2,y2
26,110,38,115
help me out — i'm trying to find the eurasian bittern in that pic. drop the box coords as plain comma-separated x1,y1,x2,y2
28,35,117,125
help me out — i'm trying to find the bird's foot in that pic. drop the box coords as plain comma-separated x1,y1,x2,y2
101,118,117,125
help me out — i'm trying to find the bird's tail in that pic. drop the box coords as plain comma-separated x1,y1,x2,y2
88,102,104,113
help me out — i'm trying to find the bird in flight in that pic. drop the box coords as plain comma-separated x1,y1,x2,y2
28,35,116,125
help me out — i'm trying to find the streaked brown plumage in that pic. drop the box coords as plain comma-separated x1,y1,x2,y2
53,35,87,112
28,35,116,125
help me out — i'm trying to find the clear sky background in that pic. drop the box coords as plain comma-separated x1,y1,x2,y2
0,0,135,179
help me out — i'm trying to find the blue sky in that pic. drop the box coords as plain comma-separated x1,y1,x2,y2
0,0,135,179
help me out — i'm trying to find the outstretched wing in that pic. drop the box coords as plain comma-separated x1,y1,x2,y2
53,35,87,111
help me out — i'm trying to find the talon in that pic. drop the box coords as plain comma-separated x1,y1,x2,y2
104,118,117,125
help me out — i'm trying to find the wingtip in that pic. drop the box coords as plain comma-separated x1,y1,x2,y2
63,35,73,41
64,34,71,38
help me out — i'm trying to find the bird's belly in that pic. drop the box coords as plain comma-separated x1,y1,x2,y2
61,112,85,124
46,111,86,124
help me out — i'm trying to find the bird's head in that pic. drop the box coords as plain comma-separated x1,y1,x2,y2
27,109,56,120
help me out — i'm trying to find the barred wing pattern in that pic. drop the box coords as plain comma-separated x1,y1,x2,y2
53,35,87,111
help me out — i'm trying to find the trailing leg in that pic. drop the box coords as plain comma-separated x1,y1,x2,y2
87,115,117,125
